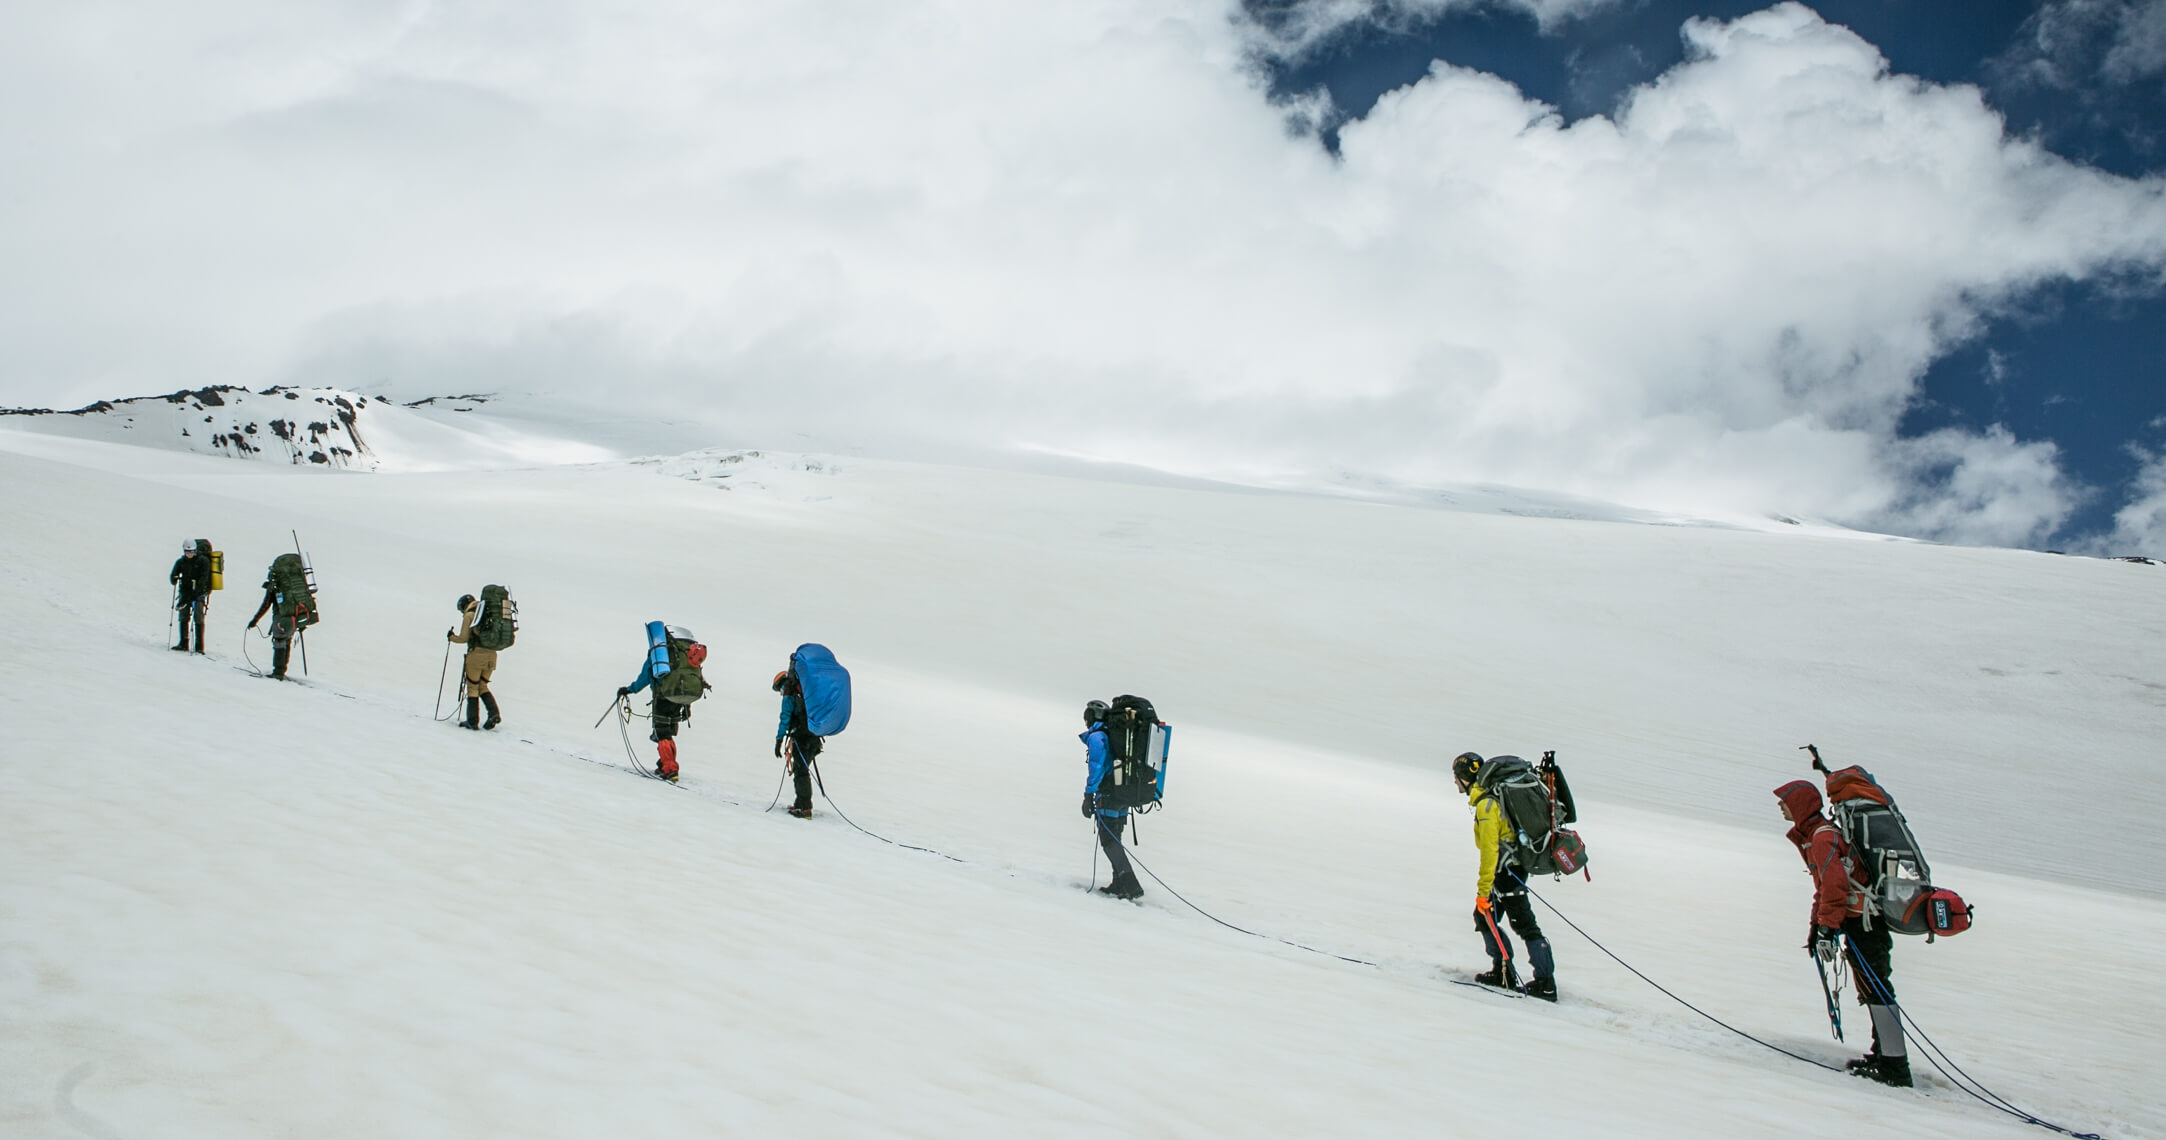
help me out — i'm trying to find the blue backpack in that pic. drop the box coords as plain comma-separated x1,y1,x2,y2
791,644,852,736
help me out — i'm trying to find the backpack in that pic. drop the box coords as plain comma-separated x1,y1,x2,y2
1093,695,1167,812
653,635,707,706
789,644,852,736
269,553,318,630
195,539,223,591
1477,753,1589,878
1820,763,1971,938
473,584,517,651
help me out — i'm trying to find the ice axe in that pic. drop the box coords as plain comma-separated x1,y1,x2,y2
1799,743,1828,775
1477,900,1515,982
1811,954,1846,1041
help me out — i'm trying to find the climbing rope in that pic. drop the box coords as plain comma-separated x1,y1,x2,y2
1849,945,2107,1139
1103,817,1378,966
1507,872,1842,1072
806,758,965,863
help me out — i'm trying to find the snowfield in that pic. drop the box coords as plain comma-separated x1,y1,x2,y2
2,413,2161,1139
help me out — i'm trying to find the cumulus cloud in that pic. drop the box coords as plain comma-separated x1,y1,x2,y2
3,2,2166,547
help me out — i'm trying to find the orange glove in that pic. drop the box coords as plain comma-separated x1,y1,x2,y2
1475,897,1494,917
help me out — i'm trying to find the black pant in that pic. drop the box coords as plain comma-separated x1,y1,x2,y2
1477,867,1554,979
1094,813,1133,881
786,731,820,810
176,598,205,651
269,612,295,676
650,698,681,741
1843,915,1895,1003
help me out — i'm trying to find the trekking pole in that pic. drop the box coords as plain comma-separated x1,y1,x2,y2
168,583,178,646
432,638,454,719
292,530,314,677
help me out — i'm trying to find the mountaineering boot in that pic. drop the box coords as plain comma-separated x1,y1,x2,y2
788,805,813,818
480,693,501,730
1846,1052,1883,1074
270,644,290,681
1524,977,1558,1002
1853,1056,1912,1088
463,697,481,730
1097,871,1144,900
655,739,679,781
1474,962,1521,990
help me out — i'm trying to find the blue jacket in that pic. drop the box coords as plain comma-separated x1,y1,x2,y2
1081,723,1125,817
626,658,659,695
776,691,806,742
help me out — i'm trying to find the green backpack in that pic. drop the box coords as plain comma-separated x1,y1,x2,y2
473,584,517,651
654,636,706,705
269,553,319,630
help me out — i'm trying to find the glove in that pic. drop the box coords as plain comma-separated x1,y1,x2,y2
774,737,784,758
616,686,631,699
1808,924,1841,962
1475,897,1494,919
1080,793,1097,819
446,628,456,640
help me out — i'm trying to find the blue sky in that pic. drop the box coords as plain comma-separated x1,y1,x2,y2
1255,0,2166,547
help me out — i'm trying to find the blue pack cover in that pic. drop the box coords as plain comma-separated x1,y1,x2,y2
646,621,672,678
1156,723,1172,796
791,643,851,736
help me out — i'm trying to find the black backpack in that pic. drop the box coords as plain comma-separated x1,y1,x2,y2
1093,695,1165,812
1477,751,1589,878
1818,760,1971,938
473,584,517,651
269,553,319,630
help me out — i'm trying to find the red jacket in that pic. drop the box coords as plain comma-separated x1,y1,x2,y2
1776,780,1859,928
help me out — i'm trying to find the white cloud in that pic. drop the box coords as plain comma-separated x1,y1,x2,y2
2000,0,2166,89
2104,0,2166,84
1242,0,1621,59
2093,446,2166,556
3,2,2166,547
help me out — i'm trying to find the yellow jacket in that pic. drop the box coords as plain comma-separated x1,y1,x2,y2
1469,785,1511,901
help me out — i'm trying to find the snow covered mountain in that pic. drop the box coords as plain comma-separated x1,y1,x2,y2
1,411,2159,1139
0,387,615,472
2,384,381,467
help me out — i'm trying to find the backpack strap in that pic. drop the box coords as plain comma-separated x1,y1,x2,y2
1809,819,1871,926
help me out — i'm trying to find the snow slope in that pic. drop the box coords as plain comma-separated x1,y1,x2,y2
2,424,2161,1139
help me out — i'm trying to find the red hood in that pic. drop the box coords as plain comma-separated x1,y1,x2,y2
1774,779,1824,823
